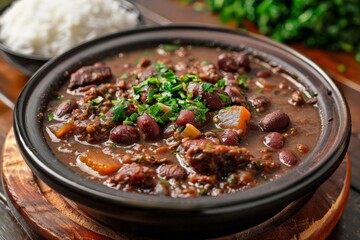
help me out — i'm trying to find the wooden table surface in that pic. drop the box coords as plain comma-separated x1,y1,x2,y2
0,1,359,239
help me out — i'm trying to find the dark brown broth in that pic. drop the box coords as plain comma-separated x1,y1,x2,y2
43,45,321,197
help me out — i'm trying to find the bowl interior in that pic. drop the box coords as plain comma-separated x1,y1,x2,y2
13,25,351,216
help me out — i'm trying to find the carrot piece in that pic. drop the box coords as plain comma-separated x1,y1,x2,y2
216,106,251,135
79,150,121,175
180,123,202,139
48,120,74,138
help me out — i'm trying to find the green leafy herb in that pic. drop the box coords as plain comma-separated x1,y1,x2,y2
217,93,230,103
201,82,215,92
215,79,226,89
238,74,249,89
48,112,54,121
54,95,64,101
89,96,104,106
337,64,347,73
161,44,181,52
200,189,208,196
255,88,264,94
208,0,360,55
112,102,127,122
227,175,236,183
120,73,129,79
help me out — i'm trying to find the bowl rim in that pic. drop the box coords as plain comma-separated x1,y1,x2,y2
13,24,351,213
0,0,144,61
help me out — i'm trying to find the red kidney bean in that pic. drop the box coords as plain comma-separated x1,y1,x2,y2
249,119,260,131
110,125,140,144
55,99,77,117
176,110,196,127
220,130,239,146
256,70,271,78
235,53,251,72
259,110,290,132
279,150,298,167
263,132,285,149
137,114,162,140
218,53,237,72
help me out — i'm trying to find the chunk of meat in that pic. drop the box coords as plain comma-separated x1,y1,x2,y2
188,62,220,83
185,143,252,176
249,95,271,113
223,73,248,106
181,139,216,151
158,164,187,180
69,65,112,89
55,99,77,117
78,150,121,175
109,163,157,189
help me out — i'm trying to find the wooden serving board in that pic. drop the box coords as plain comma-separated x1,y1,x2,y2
1,129,351,240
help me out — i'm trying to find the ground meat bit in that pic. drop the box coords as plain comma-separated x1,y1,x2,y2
181,139,216,151
69,65,112,90
158,164,187,180
223,73,248,106
55,99,78,117
122,154,170,166
188,62,220,83
256,161,281,173
189,174,217,186
73,118,111,143
185,143,252,176
248,95,271,113
108,163,157,189
288,90,305,106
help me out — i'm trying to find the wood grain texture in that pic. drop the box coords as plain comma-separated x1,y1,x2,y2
2,129,350,240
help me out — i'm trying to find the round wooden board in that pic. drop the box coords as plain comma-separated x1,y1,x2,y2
1,129,351,240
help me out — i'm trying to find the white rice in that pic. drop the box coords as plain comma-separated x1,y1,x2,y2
0,0,139,57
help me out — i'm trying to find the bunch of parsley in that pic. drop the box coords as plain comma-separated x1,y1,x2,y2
207,0,360,58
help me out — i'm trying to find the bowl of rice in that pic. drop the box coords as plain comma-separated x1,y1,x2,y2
0,0,143,76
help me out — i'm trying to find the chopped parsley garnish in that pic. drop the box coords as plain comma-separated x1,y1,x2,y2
215,79,226,89
89,96,104,106
238,74,249,89
54,95,64,101
48,112,54,121
255,88,264,94
161,44,181,52
201,82,215,92
200,189,208,196
112,101,128,122
217,93,230,103
120,73,129,79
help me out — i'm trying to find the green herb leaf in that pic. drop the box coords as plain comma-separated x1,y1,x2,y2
201,82,215,92
162,44,181,52
89,96,104,106
215,79,226,89
112,102,127,122
48,112,54,121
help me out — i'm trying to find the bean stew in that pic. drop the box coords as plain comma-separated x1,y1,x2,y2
43,44,320,198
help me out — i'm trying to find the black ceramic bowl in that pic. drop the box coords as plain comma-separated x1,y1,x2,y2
0,0,143,76
13,25,351,238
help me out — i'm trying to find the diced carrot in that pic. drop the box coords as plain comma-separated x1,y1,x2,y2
180,123,202,139
78,150,121,175
48,120,74,138
216,106,251,135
